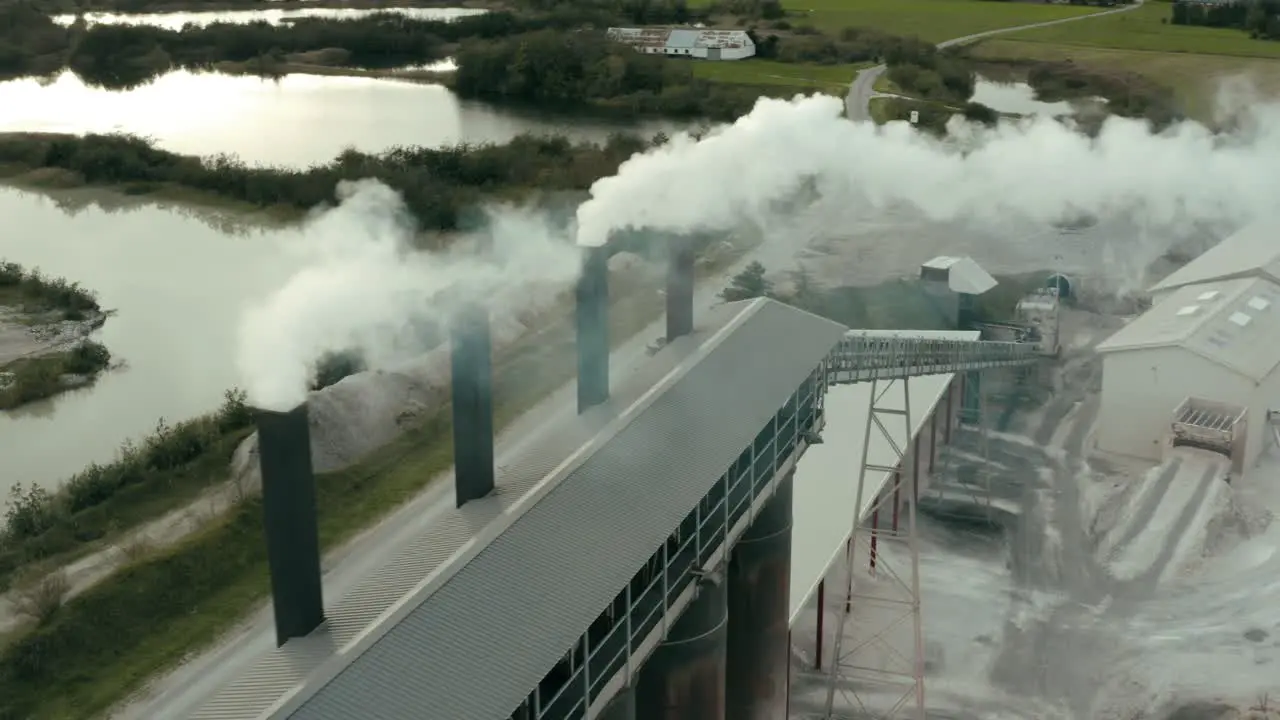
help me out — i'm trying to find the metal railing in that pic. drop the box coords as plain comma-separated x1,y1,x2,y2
828,334,1039,385
511,363,827,720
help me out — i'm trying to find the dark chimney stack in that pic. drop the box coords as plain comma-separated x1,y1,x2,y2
576,246,610,413
666,240,695,342
255,403,325,647
451,302,496,507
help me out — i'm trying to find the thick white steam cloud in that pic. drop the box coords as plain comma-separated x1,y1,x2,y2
238,179,579,411
575,94,1280,248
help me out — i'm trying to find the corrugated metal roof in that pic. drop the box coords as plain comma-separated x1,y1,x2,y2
191,297,845,720
606,26,753,50
920,255,997,295
285,298,843,720
666,28,701,48
1097,277,1280,383
1149,222,1280,295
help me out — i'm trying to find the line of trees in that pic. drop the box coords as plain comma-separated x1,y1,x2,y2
0,131,652,230
1,0,707,87
1170,0,1280,39
885,46,976,106
453,29,768,121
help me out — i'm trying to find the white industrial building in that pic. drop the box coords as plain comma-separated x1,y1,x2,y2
1150,222,1280,302
1096,276,1280,472
606,27,756,60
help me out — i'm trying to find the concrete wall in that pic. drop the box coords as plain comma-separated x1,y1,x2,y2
1097,348,1252,463
1251,366,1280,468
788,373,958,624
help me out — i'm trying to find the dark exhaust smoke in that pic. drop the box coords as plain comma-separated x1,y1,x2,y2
450,302,496,507
666,240,695,342
255,403,325,647
576,246,610,413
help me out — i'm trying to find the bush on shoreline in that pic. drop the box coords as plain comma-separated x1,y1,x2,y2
0,261,101,320
0,340,113,411
0,389,254,590
885,43,977,106
0,131,650,230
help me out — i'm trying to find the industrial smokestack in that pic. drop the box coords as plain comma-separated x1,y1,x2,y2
255,403,325,647
576,246,610,413
666,240,694,342
451,302,495,507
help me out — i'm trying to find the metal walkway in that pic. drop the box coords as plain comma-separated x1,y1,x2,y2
828,331,1040,385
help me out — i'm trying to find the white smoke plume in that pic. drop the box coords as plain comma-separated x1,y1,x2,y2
237,178,580,411
575,94,1280,249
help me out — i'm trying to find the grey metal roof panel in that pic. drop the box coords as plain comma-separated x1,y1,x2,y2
192,357,679,718
278,298,845,720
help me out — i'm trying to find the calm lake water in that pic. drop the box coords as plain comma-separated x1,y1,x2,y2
0,71,689,167
972,76,1084,117
51,7,487,28
0,188,306,493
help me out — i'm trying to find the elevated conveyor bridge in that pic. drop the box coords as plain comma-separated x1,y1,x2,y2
190,299,1041,720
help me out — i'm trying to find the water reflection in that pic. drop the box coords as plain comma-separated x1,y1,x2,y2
0,187,305,492
401,57,458,72
0,71,690,167
972,76,1078,117
51,7,486,29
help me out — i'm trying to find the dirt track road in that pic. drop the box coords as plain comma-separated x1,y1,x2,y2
844,1,1145,122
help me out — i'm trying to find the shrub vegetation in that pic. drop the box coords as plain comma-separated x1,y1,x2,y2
0,262,100,320
0,390,255,591
0,131,651,231
454,29,771,120
0,341,113,410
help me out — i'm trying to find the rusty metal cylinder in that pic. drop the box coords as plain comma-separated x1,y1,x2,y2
636,572,728,720
599,685,636,720
726,473,794,720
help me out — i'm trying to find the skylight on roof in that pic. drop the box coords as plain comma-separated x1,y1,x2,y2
1176,305,1201,316
1248,296,1271,311
1228,312,1253,327
1198,290,1221,301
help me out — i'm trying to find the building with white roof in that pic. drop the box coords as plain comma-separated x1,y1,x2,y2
1149,222,1280,302
919,255,997,329
1096,275,1280,470
606,27,756,60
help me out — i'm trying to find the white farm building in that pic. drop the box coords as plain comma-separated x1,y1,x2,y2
1096,276,1280,473
1149,222,1280,302
606,27,756,60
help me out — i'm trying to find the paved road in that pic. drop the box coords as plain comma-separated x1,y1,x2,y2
845,1,1145,121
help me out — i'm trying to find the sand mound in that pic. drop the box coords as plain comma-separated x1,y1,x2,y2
229,344,453,492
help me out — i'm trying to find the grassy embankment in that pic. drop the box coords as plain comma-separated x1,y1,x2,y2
972,2,1280,121
0,262,111,411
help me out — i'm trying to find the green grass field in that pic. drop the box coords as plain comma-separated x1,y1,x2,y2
694,59,865,91
976,38,1280,120
749,0,1101,42
973,2,1280,120
1002,1,1280,56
